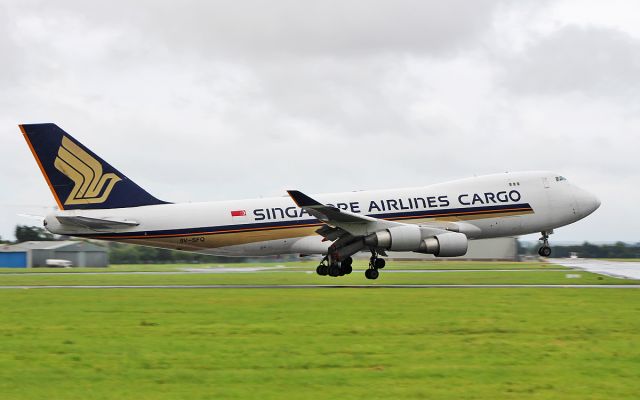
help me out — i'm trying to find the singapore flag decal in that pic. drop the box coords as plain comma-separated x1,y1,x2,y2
230,210,247,217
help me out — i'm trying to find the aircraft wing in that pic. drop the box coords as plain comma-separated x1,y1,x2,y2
287,190,402,237
56,215,140,230
289,190,472,263
287,190,481,240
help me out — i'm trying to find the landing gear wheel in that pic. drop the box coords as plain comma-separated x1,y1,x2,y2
365,269,379,280
317,265,329,276
538,246,552,257
342,265,353,275
342,257,353,267
367,249,385,279
538,231,553,258
329,265,341,277
373,258,386,269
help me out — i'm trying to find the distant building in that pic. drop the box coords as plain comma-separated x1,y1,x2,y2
0,241,108,268
374,237,519,261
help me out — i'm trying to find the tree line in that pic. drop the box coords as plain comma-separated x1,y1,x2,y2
107,242,252,264
520,241,640,258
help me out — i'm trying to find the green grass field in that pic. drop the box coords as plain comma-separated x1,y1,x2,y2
0,289,639,399
0,270,632,286
0,261,639,399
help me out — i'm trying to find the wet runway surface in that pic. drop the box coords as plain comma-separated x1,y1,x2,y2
550,259,640,279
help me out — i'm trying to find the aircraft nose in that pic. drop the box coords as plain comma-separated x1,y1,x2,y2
592,194,601,211
574,187,601,217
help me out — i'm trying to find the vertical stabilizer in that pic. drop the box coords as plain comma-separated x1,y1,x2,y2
20,123,169,210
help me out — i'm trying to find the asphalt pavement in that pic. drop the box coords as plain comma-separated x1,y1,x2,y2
550,258,640,279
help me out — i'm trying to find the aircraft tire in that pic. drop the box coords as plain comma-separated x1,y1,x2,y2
365,269,379,280
538,246,552,257
374,258,386,269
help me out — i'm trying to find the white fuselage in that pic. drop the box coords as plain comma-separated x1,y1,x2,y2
44,171,600,257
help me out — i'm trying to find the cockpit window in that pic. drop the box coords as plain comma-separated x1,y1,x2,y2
555,176,567,182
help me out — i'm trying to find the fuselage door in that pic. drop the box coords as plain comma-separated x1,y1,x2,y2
542,177,550,189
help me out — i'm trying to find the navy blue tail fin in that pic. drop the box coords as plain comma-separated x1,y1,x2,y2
20,123,169,210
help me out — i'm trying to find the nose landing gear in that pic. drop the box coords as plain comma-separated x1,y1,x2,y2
538,231,552,257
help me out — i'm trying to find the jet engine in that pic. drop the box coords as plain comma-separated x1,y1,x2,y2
364,226,468,257
416,232,468,257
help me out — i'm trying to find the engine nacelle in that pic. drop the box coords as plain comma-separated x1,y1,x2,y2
364,225,422,251
365,227,469,257
417,232,468,257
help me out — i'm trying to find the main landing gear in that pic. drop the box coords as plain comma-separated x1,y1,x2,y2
365,250,385,280
315,251,387,280
316,256,353,277
538,231,552,257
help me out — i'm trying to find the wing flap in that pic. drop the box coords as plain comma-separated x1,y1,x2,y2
315,225,347,241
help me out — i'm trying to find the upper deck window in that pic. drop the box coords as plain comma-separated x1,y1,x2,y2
555,176,567,182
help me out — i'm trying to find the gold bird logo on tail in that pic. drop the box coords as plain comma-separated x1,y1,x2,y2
54,136,121,205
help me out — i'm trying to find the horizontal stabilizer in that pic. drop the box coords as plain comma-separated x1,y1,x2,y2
56,215,139,230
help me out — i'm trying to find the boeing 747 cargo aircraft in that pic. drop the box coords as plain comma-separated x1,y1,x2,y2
20,123,600,279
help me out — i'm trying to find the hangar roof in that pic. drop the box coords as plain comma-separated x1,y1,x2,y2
0,241,107,252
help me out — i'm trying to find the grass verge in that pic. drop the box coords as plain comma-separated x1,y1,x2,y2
0,288,638,399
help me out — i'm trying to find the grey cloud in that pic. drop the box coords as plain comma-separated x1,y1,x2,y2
1,1,638,243
500,26,640,98
0,7,23,87
7,0,509,58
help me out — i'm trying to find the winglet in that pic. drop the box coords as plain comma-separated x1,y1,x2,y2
286,190,373,225
287,190,322,208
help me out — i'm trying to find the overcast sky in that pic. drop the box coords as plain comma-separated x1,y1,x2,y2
1,0,638,243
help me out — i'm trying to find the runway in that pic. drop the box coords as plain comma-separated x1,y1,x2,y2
0,268,568,276
1,260,637,289
1,284,639,289
550,258,640,279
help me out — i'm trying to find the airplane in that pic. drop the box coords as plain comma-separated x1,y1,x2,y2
19,123,601,279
